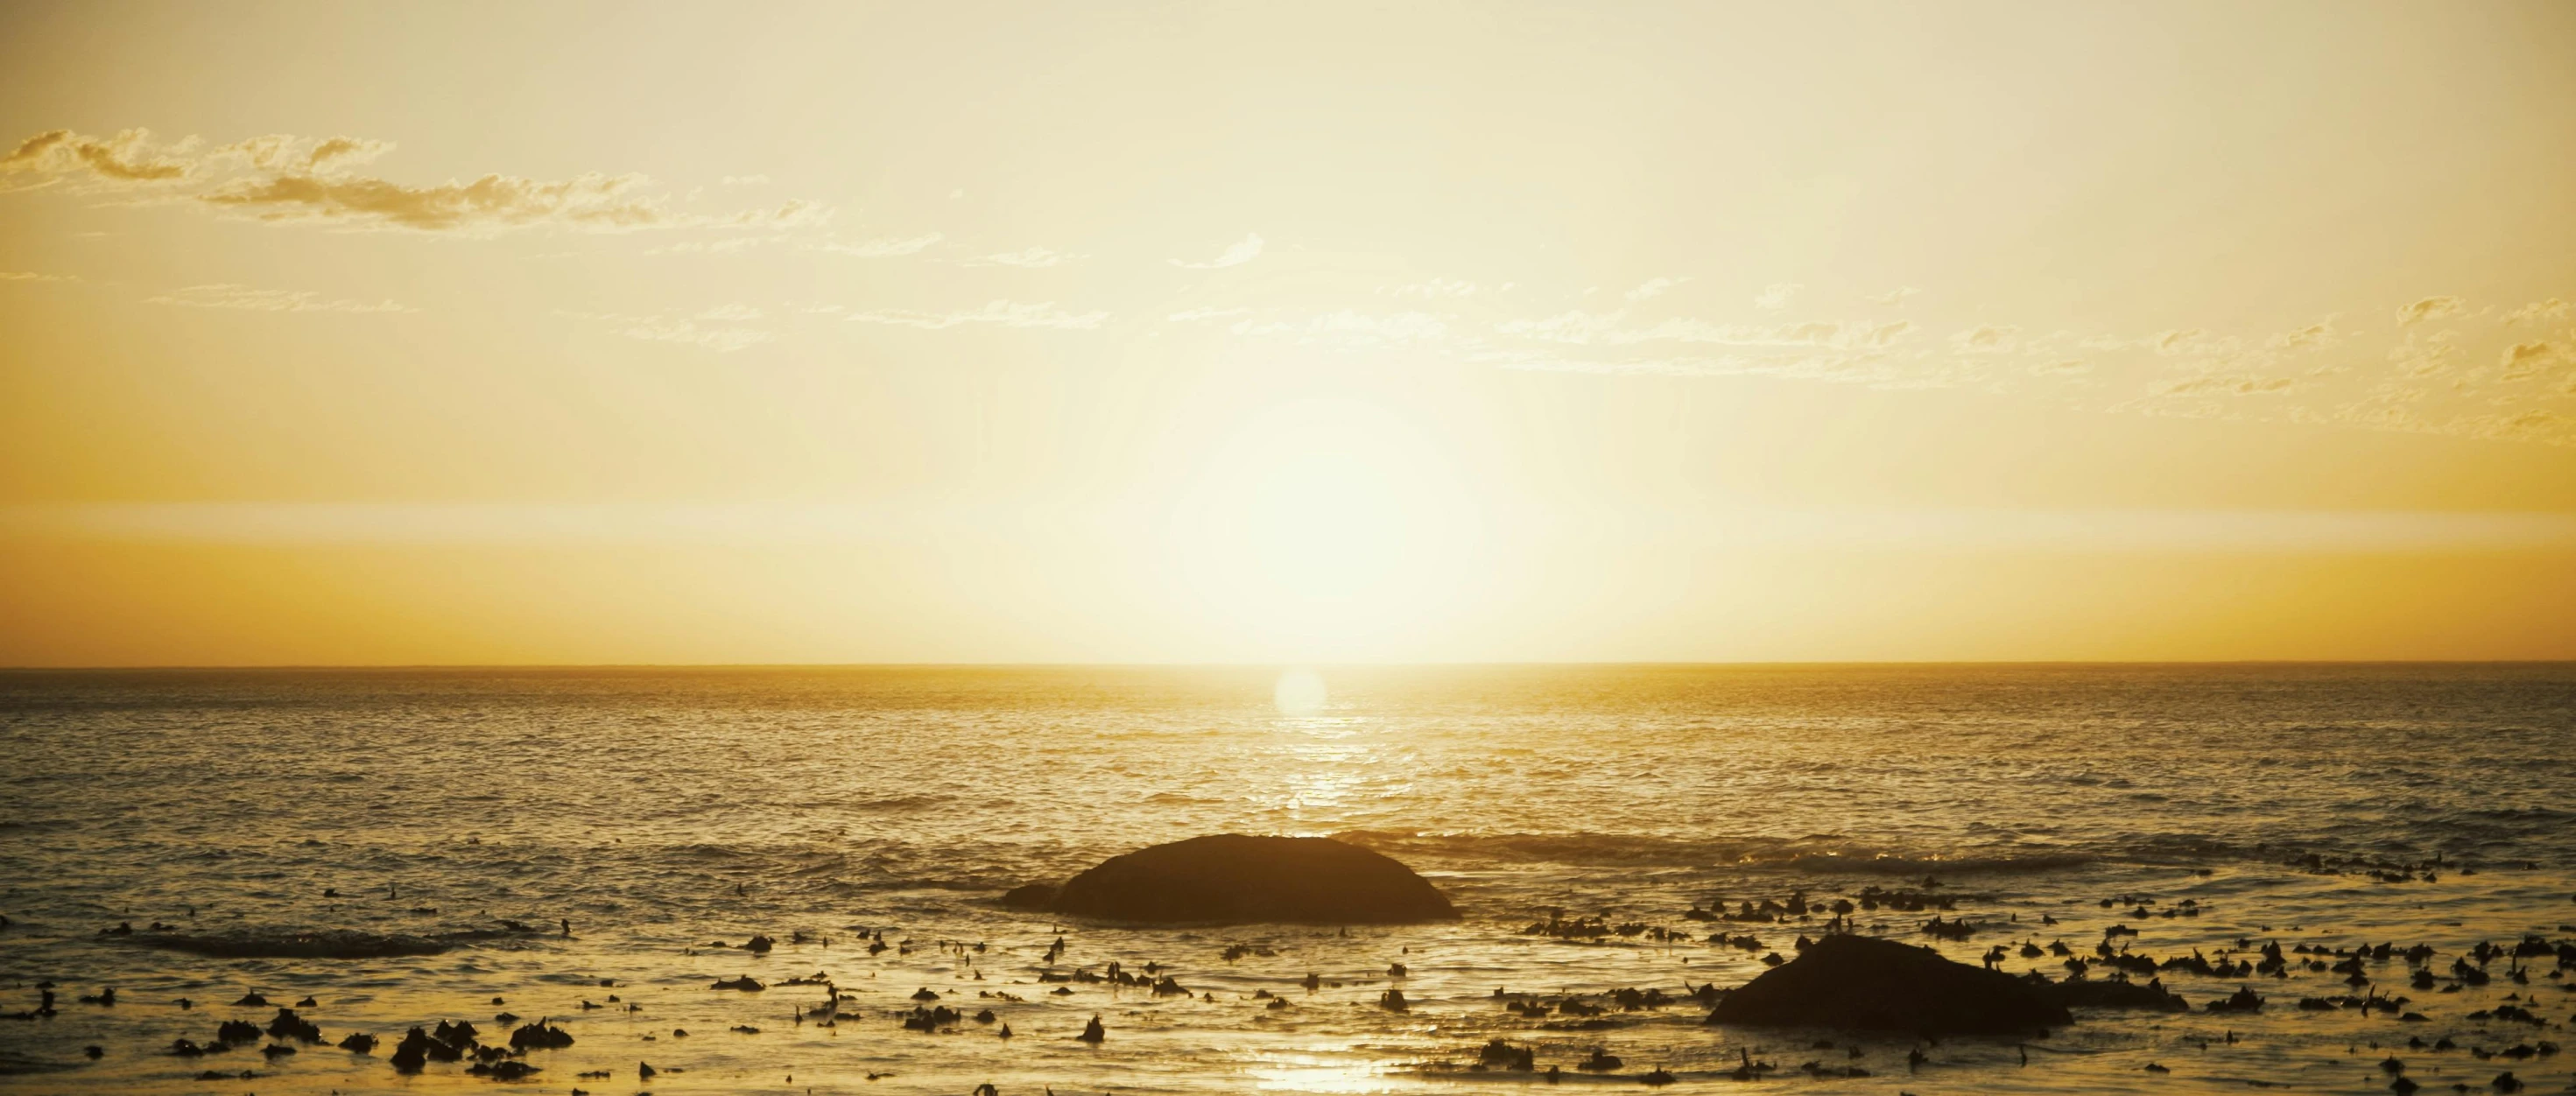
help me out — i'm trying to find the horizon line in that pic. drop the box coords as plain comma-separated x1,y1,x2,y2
4,658,2573,672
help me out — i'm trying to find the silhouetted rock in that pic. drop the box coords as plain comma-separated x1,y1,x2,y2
2042,977,2189,1011
1706,933,2072,1035
266,1008,322,1043
1000,883,1059,910
1039,835,1457,924
509,1021,574,1050
468,1060,540,1079
133,930,454,959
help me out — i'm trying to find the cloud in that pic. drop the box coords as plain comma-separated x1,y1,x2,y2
2387,332,2457,378
560,309,770,352
621,320,771,352
1626,277,1687,301
2270,319,2339,352
721,174,771,186
1868,286,1922,306
2504,298,2570,326
1,270,79,283
2498,340,2564,381
967,247,1080,268
1230,310,1447,350
146,283,412,313
1496,309,1912,350
845,299,1108,330
812,232,942,257
1166,306,1252,322
1948,325,2021,354
2396,296,2466,326
1751,282,1802,311
2031,359,2090,376
2152,328,2206,354
200,172,680,232
1382,277,1477,299
4,127,827,235
2469,408,2569,443
1170,233,1263,269
2161,373,2294,396
4,128,193,181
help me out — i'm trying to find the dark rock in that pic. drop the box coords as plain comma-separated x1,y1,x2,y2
1040,834,1457,924
338,1032,377,1053
266,1008,322,1043
1706,933,2073,1035
2205,986,2264,1013
133,931,455,959
2045,978,2190,1011
509,1022,574,1050
469,1060,540,1079
711,975,764,991
1000,883,1059,910
1478,1038,1535,1071
390,1028,431,1073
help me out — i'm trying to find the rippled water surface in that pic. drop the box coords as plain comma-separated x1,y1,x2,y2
2,664,2572,1094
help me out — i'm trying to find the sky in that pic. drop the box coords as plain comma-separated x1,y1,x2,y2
2,0,2573,665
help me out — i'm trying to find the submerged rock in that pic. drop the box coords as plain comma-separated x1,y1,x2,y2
2042,977,2190,1012
1705,933,2073,1035
134,931,454,959
1034,835,1457,924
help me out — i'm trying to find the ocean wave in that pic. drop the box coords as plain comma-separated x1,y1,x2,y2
1330,829,2102,874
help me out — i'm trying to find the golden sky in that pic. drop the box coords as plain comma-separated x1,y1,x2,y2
3,0,2573,665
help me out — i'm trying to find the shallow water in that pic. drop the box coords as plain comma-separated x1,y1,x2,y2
2,664,2572,1094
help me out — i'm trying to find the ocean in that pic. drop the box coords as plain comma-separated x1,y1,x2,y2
1,664,2571,1094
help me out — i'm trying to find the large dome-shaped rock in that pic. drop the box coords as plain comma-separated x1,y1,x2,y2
1707,933,2071,1035
1041,835,1456,924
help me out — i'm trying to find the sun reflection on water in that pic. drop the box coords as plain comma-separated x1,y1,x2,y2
1244,1048,1402,1093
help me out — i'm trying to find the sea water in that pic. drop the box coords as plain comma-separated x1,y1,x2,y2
1,664,2571,1093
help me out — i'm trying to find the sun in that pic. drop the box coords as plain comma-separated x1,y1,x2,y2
1159,397,1489,658
1273,667,1328,715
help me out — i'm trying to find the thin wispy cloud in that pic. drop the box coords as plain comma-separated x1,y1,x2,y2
559,308,771,352
147,283,412,313
845,299,1108,330
812,232,943,257
1751,282,1802,311
968,247,1081,268
2396,295,2466,326
2,270,80,283
1230,310,1447,350
1625,277,1686,302
1170,233,1263,270
2504,298,2569,326
1166,306,1252,323
1382,278,1478,299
